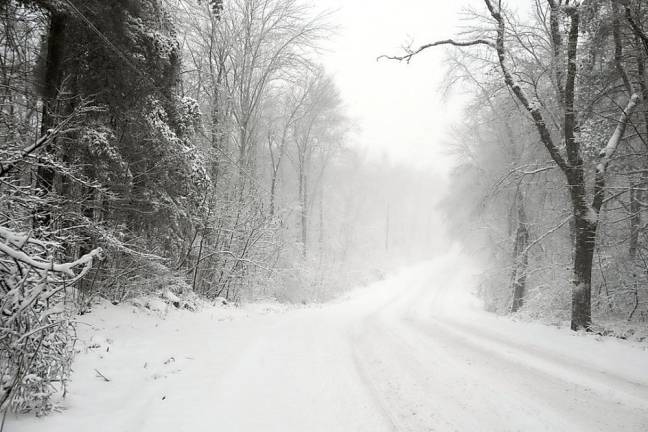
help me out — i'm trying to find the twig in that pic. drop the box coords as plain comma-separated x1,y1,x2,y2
94,369,111,382
0,406,7,432
518,214,574,259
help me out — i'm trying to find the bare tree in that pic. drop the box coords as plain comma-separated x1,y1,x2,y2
288,68,343,257
384,0,639,330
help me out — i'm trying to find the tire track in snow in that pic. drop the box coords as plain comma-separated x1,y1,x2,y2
349,260,648,432
350,334,406,432
401,315,648,431
425,315,648,411
352,307,518,431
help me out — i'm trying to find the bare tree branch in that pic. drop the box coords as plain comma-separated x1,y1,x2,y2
377,39,494,63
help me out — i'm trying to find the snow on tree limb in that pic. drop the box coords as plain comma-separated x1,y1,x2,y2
0,241,104,277
596,94,640,176
378,39,494,63
1,223,105,413
0,227,57,251
591,93,639,216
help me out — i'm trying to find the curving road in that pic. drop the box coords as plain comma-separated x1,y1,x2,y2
210,251,648,431
9,251,648,432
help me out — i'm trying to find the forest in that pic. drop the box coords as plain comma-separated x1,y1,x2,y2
2,0,648,425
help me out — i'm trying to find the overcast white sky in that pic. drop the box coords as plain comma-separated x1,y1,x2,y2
316,0,528,176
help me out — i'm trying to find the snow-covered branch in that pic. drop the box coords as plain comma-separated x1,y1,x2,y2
596,94,640,176
378,39,494,63
0,241,104,277
592,93,640,214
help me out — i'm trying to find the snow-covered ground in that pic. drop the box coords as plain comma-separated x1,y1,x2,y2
8,248,648,431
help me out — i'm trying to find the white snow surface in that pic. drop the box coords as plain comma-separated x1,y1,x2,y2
8,248,648,431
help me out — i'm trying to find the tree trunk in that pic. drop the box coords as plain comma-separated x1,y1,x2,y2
40,13,66,136
510,189,529,313
630,183,640,259
193,228,206,293
633,42,648,259
571,213,596,330
35,12,66,227
268,137,285,218
269,170,278,217
300,167,308,258
318,186,324,257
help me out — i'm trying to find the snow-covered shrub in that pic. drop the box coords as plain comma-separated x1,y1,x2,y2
515,280,572,324
262,246,372,304
91,255,203,313
0,226,104,414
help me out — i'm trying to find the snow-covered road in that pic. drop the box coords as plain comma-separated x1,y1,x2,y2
9,250,648,431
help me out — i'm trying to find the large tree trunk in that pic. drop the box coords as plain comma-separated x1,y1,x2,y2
35,12,66,226
38,13,66,181
40,13,66,136
571,212,596,330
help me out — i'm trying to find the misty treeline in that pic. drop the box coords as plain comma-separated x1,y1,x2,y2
0,0,438,415
413,0,648,333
